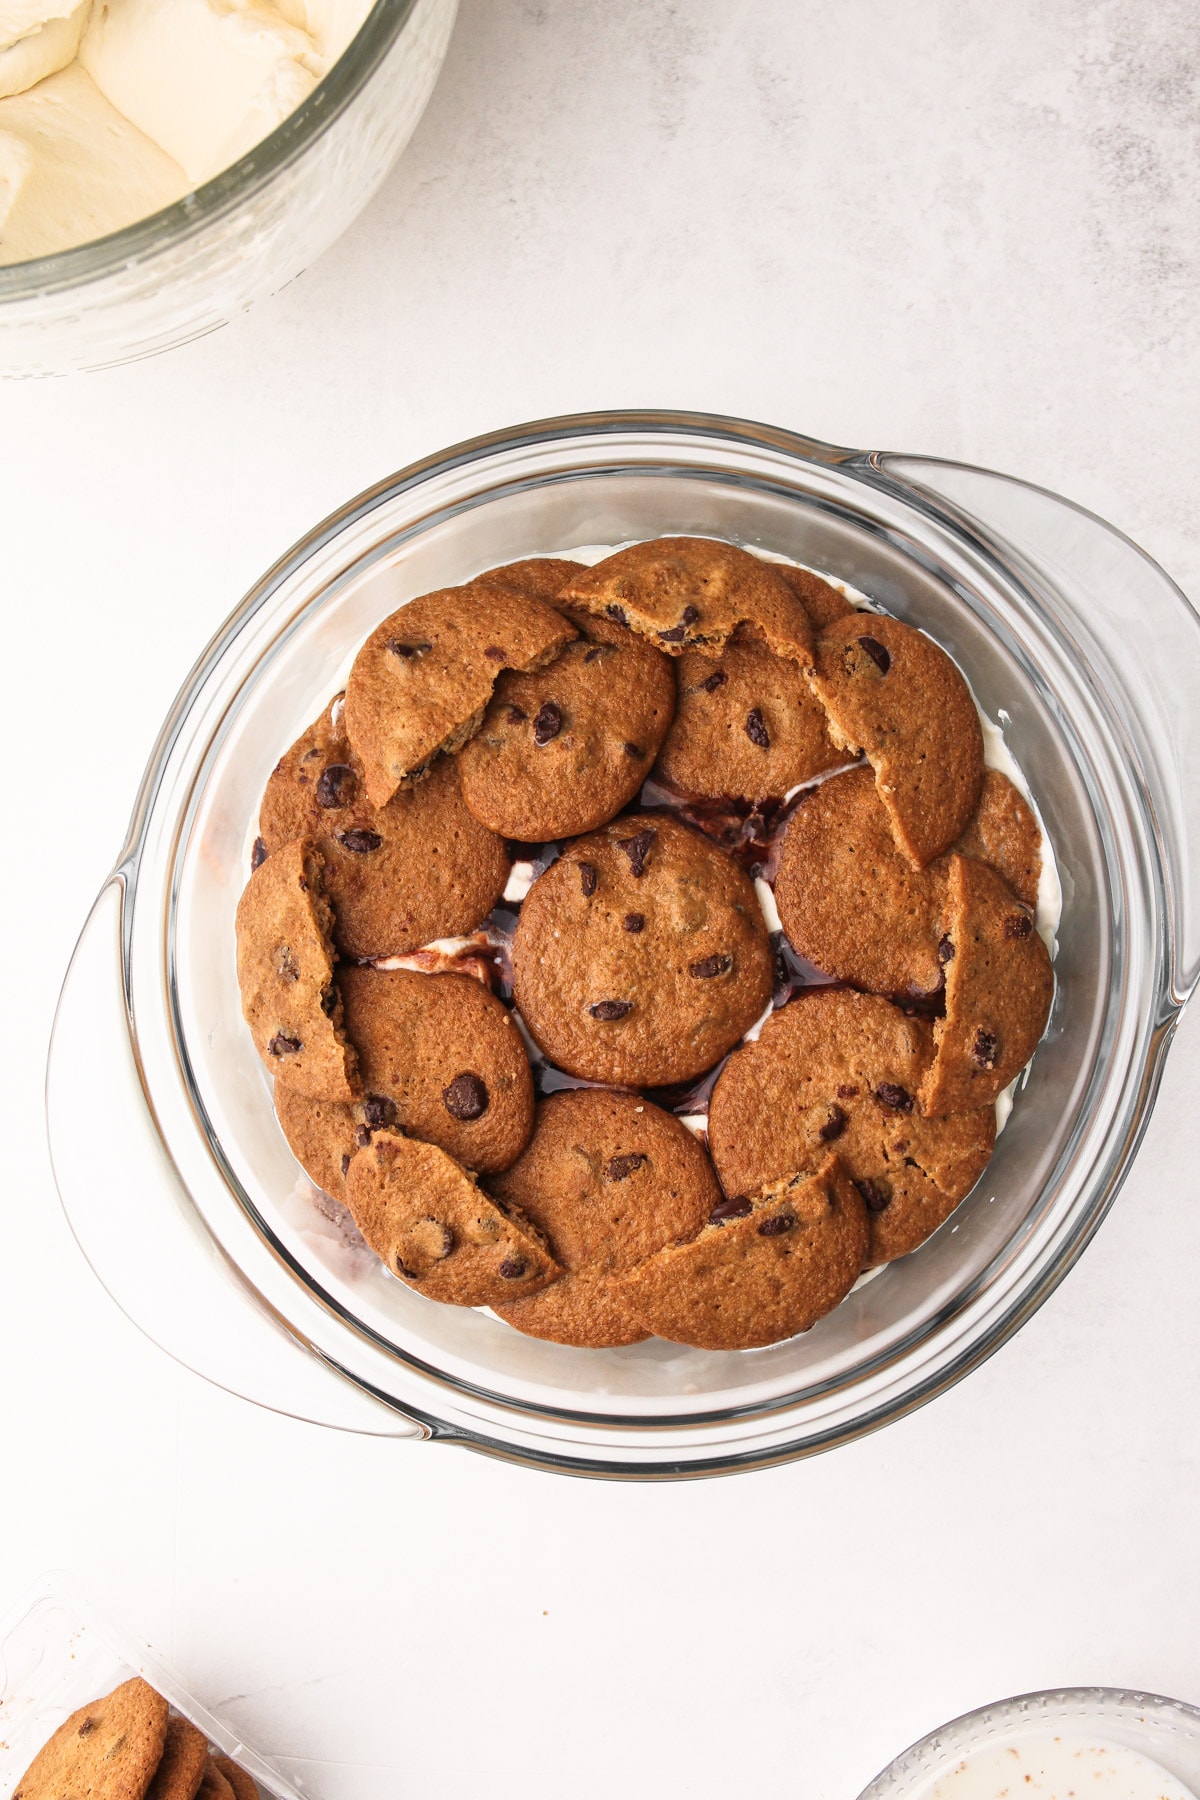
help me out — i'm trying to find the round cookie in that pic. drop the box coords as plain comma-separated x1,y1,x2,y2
954,768,1042,910
457,607,676,838
258,700,509,959
211,1759,259,1800
708,987,996,1265
774,766,949,1000
345,1130,560,1304
12,1677,170,1800
234,840,360,1102
654,631,845,802
774,562,856,630
488,1089,721,1347
919,853,1054,1115
275,966,534,1200
511,813,775,1086
559,537,814,662
146,1718,209,1800
618,1156,869,1350
344,581,577,806
475,557,585,600
807,611,984,867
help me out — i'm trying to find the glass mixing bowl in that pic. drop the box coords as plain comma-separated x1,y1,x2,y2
47,411,1200,1477
0,0,457,377
858,1688,1200,1797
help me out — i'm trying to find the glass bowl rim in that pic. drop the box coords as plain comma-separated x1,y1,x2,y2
0,0,420,303
857,1684,1200,1795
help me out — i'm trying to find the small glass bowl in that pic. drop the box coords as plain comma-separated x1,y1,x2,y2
47,411,1200,1477
0,0,457,376
858,1688,1200,1797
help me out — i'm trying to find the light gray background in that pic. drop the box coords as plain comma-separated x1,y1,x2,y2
3,3,1199,1795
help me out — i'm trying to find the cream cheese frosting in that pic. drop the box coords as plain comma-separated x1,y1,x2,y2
0,0,370,265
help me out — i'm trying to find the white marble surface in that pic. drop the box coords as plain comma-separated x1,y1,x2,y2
3,3,1200,1796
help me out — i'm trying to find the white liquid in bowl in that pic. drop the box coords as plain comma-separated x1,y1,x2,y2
922,1735,1197,1798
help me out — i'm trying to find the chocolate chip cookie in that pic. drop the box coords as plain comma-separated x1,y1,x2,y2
345,1130,560,1305
11,1677,169,1800
275,965,534,1199
654,630,846,802
919,853,1054,1114
258,700,509,958
457,606,676,839
619,1155,869,1349
488,1089,721,1347
559,537,814,662
235,839,359,1101
476,557,586,600
344,580,577,806
511,813,775,1086
146,1718,209,1800
774,766,949,999
808,612,984,867
708,988,996,1265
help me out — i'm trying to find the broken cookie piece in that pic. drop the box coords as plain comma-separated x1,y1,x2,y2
344,578,577,807
345,1130,560,1306
919,853,1054,1115
234,838,359,1102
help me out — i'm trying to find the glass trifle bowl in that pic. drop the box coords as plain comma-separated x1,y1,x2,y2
47,411,1200,1477
0,0,457,377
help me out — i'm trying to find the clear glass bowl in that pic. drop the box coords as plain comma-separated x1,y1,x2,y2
46,411,1200,1477
858,1687,1200,1797
0,0,458,377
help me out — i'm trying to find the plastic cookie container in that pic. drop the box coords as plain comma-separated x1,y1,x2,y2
47,410,1200,1478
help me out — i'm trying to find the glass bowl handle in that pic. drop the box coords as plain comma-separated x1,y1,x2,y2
873,454,1200,1005
46,880,425,1438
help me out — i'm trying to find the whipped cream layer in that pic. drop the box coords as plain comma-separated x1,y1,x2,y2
921,1733,1197,1799
0,0,370,264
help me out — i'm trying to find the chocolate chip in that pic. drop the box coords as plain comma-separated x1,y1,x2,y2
618,827,656,876
710,1194,753,1224
607,1152,647,1181
533,701,563,745
605,604,628,626
857,635,891,673
275,945,299,982
338,828,383,854
1004,911,1034,940
498,1257,528,1279
758,1212,796,1236
78,1719,96,1737
971,1029,998,1069
251,836,268,871
819,1103,849,1142
584,646,604,663
363,1094,397,1129
387,639,431,658
836,1083,859,1099
657,603,702,644
855,1177,893,1213
484,645,506,661
505,703,529,724
315,763,357,808
623,742,644,758
688,953,733,979
745,707,770,748
268,1033,302,1057
623,912,645,932
354,1125,372,1148
938,934,956,964
589,998,633,1020
396,1256,422,1280
700,669,728,693
875,1082,914,1112
411,1218,455,1260
443,1072,490,1120
579,861,598,896
341,1154,351,1176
